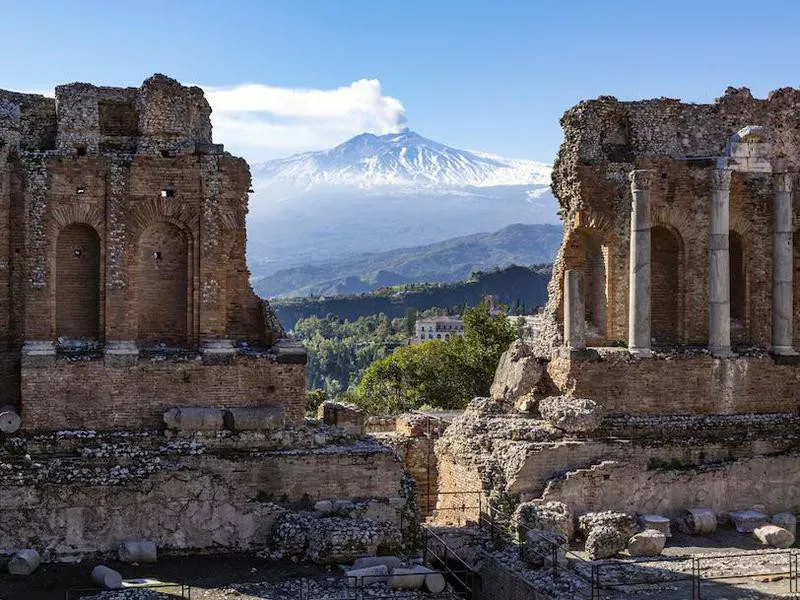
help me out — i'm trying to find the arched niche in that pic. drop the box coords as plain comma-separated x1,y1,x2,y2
563,228,609,341
56,224,101,340
650,225,683,344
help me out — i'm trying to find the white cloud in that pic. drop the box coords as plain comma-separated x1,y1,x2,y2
202,79,407,163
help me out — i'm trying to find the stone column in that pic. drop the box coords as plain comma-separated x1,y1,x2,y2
772,172,796,355
563,270,586,350
709,169,732,357
628,170,653,357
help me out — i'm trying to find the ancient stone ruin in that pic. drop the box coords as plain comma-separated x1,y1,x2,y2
0,76,414,568
431,87,800,595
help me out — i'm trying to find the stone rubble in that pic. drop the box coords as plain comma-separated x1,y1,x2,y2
626,529,667,557
753,524,795,548
578,511,639,540
584,525,625,559
513,500,574,540
538,396,604,434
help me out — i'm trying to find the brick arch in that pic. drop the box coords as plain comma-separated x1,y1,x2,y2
131,195,199,235
48,204,105,238
137,221,189,345
55,223,102,340
650,224,684,344
562,226,611,342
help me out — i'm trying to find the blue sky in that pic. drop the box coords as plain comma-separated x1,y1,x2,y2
2,0,799,163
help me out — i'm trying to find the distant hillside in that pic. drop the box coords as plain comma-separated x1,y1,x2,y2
254,223,562,298
271,264,551,331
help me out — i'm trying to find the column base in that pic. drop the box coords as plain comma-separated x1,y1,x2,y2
709,346,734,358
201,339,236,365
771,346,798,356
21,340,56,369
628,347,652,358
104,341,139,368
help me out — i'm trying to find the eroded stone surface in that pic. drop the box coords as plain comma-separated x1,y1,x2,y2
538,396,603,433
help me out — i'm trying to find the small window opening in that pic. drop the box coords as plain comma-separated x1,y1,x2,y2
14,248,20,254
152,251,162,260
76,146,87,157
160,150,171,158
73,248,82,258
76,186,87,194
161,188,175,199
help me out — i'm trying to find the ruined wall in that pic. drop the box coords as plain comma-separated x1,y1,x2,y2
0,74,291,425
548,351,800,416
20,355,306,431
543,87,800,350
0,431,411,560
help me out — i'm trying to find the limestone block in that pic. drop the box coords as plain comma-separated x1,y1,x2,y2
0,405,21,434
118,540,157,563
395,414,431,437
490,340,543,405
314,500,334,515
163,407,225,431
771,512,796,537
585,525,625,559
627,529,666,557
538,395,604,433
514,501,574,540
345,564,389,586
317,401,364,435
91,565,122,589
639,514,671,537
578,511,638,540
523,529,567,568
352,556,403,571
8,549,40,575
679,508,717,535
223,407,285,432
729,510,768,533
754,524,795,548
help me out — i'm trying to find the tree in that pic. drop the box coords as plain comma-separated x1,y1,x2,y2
352,302,515,414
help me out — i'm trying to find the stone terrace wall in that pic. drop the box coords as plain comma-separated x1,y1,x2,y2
539,87,800,351
548,351,800,416
20,355,306,431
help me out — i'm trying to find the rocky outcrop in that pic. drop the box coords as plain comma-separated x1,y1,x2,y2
539,396,604,433
490,341,544,408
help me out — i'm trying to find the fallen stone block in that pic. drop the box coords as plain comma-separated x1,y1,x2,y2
729,510,768,533
345,564,389,587
0,405,21,434
317,401,365,435
679,508,717,535
91,565,122,589
639,514,671,537
352,556,403,571
771,512,796,537
163,407,225,431
754,524,795,548
539,395,604,433
514,501,574,540
314,500,334,515
628,529,666,557
118,540,157,563
223,406,285,432
490,340,543,406
8,549,40,575
585,525,625,559
578,511,638,539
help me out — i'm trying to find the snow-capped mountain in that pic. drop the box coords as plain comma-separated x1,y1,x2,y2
251,130,551,191
246,131,559,284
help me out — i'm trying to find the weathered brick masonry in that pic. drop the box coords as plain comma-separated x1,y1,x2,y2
0,74,304,430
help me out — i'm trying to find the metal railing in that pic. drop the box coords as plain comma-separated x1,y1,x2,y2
65,583,192,599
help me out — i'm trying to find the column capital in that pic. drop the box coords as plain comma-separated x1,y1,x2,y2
775,172,795,194
628,169,654,192
711,169,732,191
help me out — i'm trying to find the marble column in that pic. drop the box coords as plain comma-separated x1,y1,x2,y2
628,170,653,356
772,172,796,355
709,169,732,357
564,270,586,350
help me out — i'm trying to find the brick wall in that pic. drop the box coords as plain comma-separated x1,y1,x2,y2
56,223,101,339
548,352,800,416
20,356,306,431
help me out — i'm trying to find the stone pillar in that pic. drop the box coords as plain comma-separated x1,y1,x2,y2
772,172,796,355
563,270,586,350
709,169,732,357
628,170,653,357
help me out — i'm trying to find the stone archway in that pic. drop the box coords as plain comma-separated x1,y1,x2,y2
56,224,101,339
562,228,608,341
138,222,188,345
